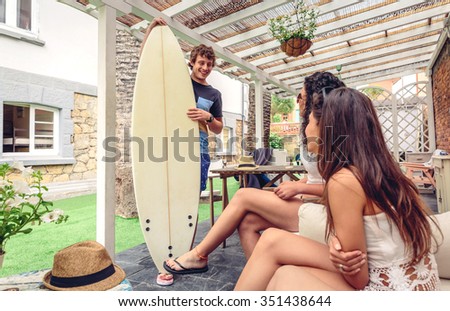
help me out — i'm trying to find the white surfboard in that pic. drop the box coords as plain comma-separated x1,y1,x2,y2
131,25,200,274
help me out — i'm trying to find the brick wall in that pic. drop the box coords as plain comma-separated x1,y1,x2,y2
431,38,450,152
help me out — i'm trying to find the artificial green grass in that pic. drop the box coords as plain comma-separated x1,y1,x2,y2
0,177,240,277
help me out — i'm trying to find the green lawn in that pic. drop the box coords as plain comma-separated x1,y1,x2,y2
0,177,240,277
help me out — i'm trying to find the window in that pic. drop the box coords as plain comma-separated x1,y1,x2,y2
2,103,59,154
0,0,5,23
17,0,32,30
0,0,38,37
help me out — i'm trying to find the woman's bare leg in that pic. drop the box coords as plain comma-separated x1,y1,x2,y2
234,228,339,291
165,188,301,271
267,266,354,291
238,213,274,259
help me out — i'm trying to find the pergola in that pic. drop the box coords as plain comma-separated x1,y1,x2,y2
58,0,450,257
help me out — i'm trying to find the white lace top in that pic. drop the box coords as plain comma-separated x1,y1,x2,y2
363,213,440,291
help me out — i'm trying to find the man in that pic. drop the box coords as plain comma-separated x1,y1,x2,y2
141,17,223,191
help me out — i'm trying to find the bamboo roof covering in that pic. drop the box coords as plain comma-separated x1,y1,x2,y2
65,0,450,96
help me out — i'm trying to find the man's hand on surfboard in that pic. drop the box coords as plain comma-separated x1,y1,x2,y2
140,17,168,57
148,17,167,32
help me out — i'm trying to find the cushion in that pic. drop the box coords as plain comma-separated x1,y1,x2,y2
432,211,450,279
297,202,328,244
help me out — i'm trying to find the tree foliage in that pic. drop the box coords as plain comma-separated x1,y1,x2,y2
269,133,284,149
271,94,295,117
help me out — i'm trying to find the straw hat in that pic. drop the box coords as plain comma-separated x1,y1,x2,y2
43,240,126,291
235,155,259,171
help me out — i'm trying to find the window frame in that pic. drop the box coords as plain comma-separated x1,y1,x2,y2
0,0,43,45
2,102,60,156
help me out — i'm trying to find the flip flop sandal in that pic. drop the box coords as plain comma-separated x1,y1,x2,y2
163,258,209,275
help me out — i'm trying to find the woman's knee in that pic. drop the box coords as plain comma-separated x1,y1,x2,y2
238,213,263,232
231,188,253,203
258,228,286,249
267,265,299,290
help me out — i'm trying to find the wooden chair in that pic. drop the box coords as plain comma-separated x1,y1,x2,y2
401,162,436,188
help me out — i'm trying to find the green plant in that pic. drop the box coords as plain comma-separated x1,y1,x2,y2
0,162,68,255
272,114,282,123
269,133,284,149
267,0,319,43
361,87,386,101
271,94,295,117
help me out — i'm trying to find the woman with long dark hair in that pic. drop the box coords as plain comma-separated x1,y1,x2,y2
235,87,441,290
163,72,346,275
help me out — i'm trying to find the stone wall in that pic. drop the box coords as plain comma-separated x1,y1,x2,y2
235,119,244,161
263,91,271,149
243,84,272,153
431,37,450,152
115,29,141,218
29,93,97,183
244,84,256,153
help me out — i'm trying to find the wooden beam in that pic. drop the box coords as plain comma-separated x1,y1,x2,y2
236,1,448,60
163,0,207,17
194,0,291,34
125,0,297,95
96,3,117,259
271,26,441,79
289,45,436,88
217,0,425,48
287,45,435,87
346,63,428,87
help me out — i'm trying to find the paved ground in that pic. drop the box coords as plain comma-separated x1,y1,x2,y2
116,192,438,291
42,179,96,201
116,218,246,291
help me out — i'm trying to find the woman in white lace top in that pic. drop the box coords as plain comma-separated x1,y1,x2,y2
235,87,441,291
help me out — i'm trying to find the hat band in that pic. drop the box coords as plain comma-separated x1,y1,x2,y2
238,164,256,168
50,264,116,288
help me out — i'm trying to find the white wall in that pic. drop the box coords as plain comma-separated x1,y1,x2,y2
0,0,98,86
0,0,246,107
208,70,246,115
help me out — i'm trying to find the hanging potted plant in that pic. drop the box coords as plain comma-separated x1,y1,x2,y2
267,0,319,57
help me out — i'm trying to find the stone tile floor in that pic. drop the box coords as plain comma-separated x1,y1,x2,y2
116,193,438,291
116,218,246,291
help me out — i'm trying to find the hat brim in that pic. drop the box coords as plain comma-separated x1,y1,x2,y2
42,264,126,291
235,165,259,171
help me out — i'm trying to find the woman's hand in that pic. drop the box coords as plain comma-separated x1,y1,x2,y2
328,235,366,276
274,181,302,200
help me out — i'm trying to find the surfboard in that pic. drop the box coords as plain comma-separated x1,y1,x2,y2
131,25,200,274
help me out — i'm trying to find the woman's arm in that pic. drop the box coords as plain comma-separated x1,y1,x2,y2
327,170,369,289
274,179,324,200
